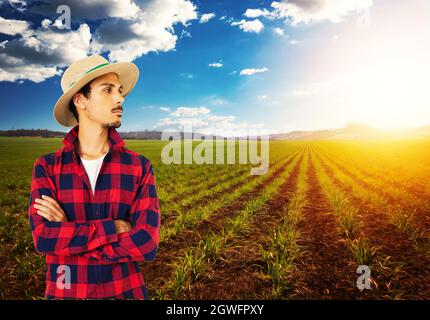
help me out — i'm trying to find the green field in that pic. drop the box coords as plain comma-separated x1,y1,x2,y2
1,137,429,299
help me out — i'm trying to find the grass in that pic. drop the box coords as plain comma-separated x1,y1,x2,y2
315,148,429,248
312,151,362,240
259,149,309,298
160,148,302,241
159,149,304,299
1,136,430,299
389,205,429,250
200,232,225,262
261,225,301,293
347,237,379,266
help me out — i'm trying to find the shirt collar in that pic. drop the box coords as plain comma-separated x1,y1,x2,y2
62,125,126,150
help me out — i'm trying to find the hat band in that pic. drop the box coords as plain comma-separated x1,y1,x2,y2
68,62,110,88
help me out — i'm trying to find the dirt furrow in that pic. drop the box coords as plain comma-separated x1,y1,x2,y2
316,148,429,199
314,150,430,299
316,148,430,230
180,151,305,299
163,151,300,226
291,150,358,299
142,148,305,296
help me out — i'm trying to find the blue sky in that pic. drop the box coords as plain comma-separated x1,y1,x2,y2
1,0,430,135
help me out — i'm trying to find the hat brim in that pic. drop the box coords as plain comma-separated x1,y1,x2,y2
53,62,139,127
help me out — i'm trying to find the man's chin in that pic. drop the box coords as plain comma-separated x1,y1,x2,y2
103,121,122,129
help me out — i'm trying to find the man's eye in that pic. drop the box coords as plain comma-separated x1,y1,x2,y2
104,88,111,93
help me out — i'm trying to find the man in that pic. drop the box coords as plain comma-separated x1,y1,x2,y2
28,55,160,299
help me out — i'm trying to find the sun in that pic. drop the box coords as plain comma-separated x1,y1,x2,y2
343,52,429,129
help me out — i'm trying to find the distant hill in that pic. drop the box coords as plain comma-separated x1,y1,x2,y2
408,125,430,136
0,129,66,138
270,123,430,140
0,129,221,140
0,128,164,139
1,123,430,140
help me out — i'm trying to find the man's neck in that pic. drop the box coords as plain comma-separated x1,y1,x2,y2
77,123,110,160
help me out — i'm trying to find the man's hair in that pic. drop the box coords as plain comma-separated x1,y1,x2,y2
68,80,93,122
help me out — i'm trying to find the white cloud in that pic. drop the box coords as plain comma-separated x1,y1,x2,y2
206,115,235,122
160,107,171,112
0,0,198,82
240,67,269,76
201,95,228,107
23,0,140,20
289,39,300,45
171,106,211,117
244,8,272,19
156,117,175,127
209,62,223,68
91,0,198,62
180,29,192,38
210,98,226,106
257,95,268,100
0,16,31,36
231,19,264,33
273,27,284,36
271,0,373,25
8,0,27,12
221,16,235,23
0,18,91,82
199,13,215,23
180,73,194,79
157,117,209,128
0,60,61,83
154,106,265,136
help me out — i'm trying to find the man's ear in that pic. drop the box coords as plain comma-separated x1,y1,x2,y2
73,93,86,110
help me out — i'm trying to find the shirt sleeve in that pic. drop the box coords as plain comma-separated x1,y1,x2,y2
80,158,160,264
28,157,119,256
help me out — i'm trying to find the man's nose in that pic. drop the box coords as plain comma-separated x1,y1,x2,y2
115,92,125,105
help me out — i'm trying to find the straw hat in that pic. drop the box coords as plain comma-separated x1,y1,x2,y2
53,55,139,127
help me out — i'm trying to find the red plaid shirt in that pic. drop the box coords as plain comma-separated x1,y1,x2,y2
28,125,160,299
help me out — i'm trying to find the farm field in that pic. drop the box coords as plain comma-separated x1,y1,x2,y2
0,137,429,299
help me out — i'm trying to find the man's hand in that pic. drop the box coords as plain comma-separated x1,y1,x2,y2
114,220,132,234
34,195,68,222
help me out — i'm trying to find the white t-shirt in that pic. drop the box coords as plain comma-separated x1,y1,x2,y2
80,152,108,195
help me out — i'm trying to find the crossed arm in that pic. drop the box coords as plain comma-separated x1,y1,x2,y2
33,195,132,233
28,156,160,264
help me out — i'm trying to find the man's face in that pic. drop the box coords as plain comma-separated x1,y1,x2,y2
79,72,125,129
